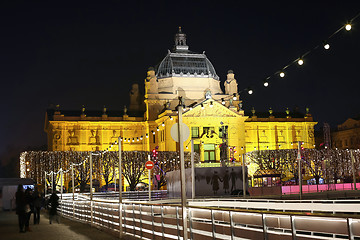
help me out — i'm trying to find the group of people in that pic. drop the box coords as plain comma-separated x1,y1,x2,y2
15,184,59,233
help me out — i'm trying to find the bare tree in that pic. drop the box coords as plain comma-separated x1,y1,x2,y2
101,152,115,191
121,151,148,191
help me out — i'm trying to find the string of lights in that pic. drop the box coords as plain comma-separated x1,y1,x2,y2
233,12,360,96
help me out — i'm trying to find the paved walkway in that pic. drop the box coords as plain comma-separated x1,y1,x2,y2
0,210,138,240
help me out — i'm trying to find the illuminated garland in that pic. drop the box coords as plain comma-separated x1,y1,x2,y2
246,149,360,182
21,150,200,189
237,12,360,95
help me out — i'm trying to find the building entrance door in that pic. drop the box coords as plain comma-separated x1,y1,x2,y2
204,144,216,162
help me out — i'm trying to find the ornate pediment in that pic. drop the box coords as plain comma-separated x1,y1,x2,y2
183,99,239,118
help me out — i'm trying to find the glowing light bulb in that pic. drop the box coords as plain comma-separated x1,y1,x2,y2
201,104,204,109
263,81,269,87
248,89,253,95
162,122,165,127
156,127,159,131
298,59,304,65
170,116,173,120
146,133,149,138
210,101,213,107
345,23,352,31
221,98,225,105
279,72,285,78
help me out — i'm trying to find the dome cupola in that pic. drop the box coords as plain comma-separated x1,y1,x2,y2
156,27,219,80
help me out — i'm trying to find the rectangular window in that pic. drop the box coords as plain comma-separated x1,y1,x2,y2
204,144,215,162
193,144,200,153
218,126,228,138
191,127,199,138
153,134,156,143
203,127,215,137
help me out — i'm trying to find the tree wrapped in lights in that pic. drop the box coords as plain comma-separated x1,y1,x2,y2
114,151,148,191
301,149,324,184
247,150,291,183
19,149,197,192
247,149,360,185
73,152,91,192
99,151,115,191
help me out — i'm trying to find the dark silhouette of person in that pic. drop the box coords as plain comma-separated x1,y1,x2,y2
223,170,230,194
15,184,26,233
32,187,42,224
210,171,222,195
230,168,237,192
48,192,59,224
24,188,34,232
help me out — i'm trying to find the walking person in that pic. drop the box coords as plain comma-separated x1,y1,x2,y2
32,187,42,224
15,185,26,233
48,192,59,224
24,188,34,232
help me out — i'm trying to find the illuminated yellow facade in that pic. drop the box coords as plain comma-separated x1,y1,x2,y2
45,100,316,159
44,28,317,189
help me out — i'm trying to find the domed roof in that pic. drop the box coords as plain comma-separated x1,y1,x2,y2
156,27,219,80
156,52,219,80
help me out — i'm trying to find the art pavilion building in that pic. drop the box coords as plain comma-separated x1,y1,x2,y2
44,28,317,184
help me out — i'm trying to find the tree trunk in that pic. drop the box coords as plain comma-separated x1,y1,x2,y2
314,176,319,185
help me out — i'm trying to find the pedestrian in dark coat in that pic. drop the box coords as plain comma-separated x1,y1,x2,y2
24,188,34,232
32,187,42,224
48,192,59,224
15,185,26,233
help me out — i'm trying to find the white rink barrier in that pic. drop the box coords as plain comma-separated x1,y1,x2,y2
59,197,360,240
189,198,360,214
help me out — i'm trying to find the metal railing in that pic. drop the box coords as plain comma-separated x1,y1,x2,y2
60,190,168,201
59,197,360,240
189,198,360,214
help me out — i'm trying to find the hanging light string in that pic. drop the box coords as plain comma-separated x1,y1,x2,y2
100,115,175,151
237,12,360,95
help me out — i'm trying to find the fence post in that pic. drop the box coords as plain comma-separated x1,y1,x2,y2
60,169,63,216
132,203,136,236
151,205,155,240
230,211,234,240
290,215,296,240
347,218,354,240
189,208,193,240
123,203,127,234
176,206,180,240
211,209,215,239
90,153,93,226
262,214,268,240
71,164,75,218
118,137,123,238
351,151,357,191
161,206,165,239
139,205,143,239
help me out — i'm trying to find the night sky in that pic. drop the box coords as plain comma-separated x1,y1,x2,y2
1,1,360,164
